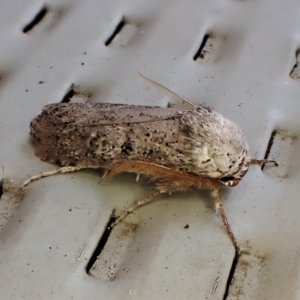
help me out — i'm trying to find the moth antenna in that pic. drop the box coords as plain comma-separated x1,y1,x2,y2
138,72,197,110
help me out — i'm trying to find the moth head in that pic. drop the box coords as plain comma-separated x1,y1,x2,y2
219,151,250,187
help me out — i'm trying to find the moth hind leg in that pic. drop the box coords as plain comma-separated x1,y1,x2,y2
22,166,81,189
21,165,100,189
109,191,161,229
212,188,240,255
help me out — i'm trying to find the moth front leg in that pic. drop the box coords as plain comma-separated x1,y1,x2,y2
212,188,240,255
156,176,240,254
250,158,278,167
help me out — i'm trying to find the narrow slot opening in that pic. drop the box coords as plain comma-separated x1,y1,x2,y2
290,64,298,77
0,180,3,198
223,253,239,299
61,84,75,103
105,17,126,46
289,49,300,78
86,216,116,274
23,5,48,33
262,131,277,171
193,34,210,61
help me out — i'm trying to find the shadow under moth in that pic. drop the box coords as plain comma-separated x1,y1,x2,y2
22,74,277,255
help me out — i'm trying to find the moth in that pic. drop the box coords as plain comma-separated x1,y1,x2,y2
22,74,277,254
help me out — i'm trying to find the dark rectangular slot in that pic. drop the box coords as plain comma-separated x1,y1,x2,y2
260,130,294,178
23,6,48,33
105,17,126,46
86,216,116,274
61,84,75,103
223,254,239,299
289,49,300,79
262,131,276,170
193,34,210,61
0,180,3,198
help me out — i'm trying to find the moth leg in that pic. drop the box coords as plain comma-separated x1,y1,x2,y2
103,161,146,181
135,173,140,183
100,169,109,181
110,191,161,229
212,188,240,255
251,158,278,166
103,161,219,192
21,166,89,189
103,161,187,182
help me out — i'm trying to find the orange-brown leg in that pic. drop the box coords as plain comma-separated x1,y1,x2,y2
103,161,219,191
23,161,239,254
106,162,240,252
212,188,240,254
102,161,174,182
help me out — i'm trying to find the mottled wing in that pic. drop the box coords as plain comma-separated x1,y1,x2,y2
33,103,181,129
30,103,191,170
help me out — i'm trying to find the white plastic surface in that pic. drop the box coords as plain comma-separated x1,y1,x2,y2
0,0,300,299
